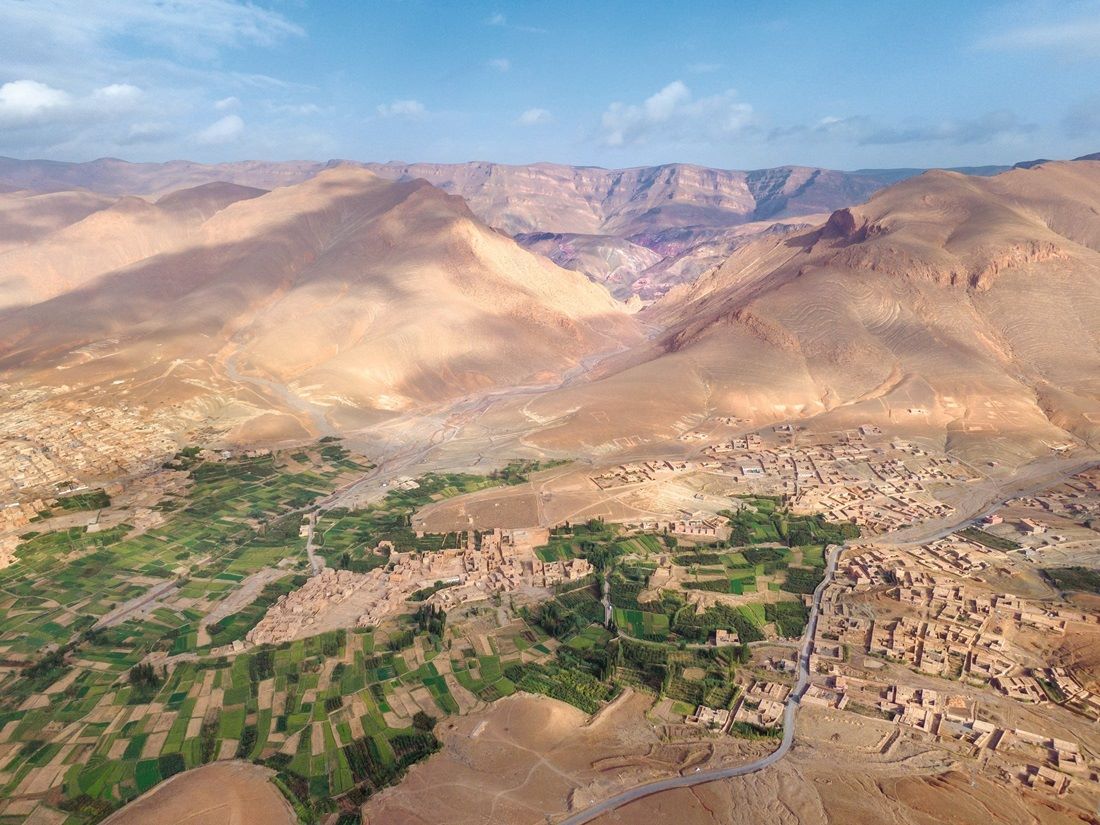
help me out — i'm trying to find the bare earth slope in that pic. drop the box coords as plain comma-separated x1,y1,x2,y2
0,166,638,438
363,161,892,236
364,162,908,298
0,155,324,198
0,156,962,299
0,188,115,252
0,182,266,310
503,160,1100,464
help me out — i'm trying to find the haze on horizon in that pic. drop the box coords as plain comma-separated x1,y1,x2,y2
1,0,1099,171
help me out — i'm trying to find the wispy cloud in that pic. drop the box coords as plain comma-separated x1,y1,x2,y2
977,1,1100,56
0,0,304,59
598,81,754,147
0,0,306,157
488,57,511,73
196,113,244,144
265,101,326,117
771,110,1036,146
483,11,546,34
119,120,174,145
376,99,428,119
516,107,552,126
1064,95,1100,138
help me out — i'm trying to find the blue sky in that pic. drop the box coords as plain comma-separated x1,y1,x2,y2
1,0,1099,170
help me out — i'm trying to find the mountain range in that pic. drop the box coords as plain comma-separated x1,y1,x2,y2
0,165,636,442
506,158,1100,464
1,153,1098,463
0,155,1011,300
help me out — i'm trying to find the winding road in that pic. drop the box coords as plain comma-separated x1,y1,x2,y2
218,331,1098,820
558,543,842,825
557,452,1100,824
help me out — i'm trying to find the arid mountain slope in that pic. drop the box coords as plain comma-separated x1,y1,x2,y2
365,162,909,298
0,156,324,198
365,161,893,235
508,160,1100,462
0,188,115,253
0,166,638,438
0,182,266,309
0,156,966,299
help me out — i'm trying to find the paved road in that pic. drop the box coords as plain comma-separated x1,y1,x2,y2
557,455,1100,824
93,579,180,630
303,512,323,574
558,543,842,825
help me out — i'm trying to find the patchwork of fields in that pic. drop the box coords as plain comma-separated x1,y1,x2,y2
0,450,573,823
0,449,856,824
0,446,373,821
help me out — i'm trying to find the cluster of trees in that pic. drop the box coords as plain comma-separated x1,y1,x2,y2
127,662,162,689
412,710,436,732
199,710,220,763
413,603,446,639
524,598,589,639
127,662,164,702
249,648,275,683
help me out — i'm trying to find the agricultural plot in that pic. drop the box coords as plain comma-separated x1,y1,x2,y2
6,554,568,825
37,488,112,517
957,527,1021,551
0,446,373,822
725,497,860,548
319,465,556,573
9,623,441,821
0,446,854,822
612,607,669,639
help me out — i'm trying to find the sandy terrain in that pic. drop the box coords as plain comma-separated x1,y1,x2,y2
362,691,773,825
364,693,1098,825
101,761,295,825
588,758,1092,825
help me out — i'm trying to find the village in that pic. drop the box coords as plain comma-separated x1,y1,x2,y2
244,527,593,647
589,424,972,535
628,455,1099,813
773,481,1100,802
0,383,182,530
1,409,1098,820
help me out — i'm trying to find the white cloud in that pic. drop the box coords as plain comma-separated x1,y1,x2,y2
214,95,240,110
90,83,142,108
120,121,174,145
516,107,552,126
376,99,427,119
0,79,71,123
196,113,244,144
488,57,511,73
482,11,545,33
598,81,754,147
0,79,142,129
